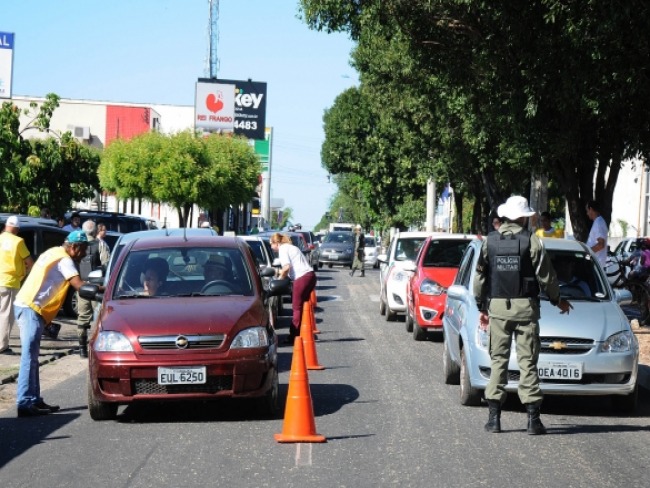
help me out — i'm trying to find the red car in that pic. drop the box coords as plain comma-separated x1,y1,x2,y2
81,235,287,421
404,234,474,341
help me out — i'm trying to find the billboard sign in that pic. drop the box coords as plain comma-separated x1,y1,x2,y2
0,32,15,99
196,78,267,140
195,81,236,133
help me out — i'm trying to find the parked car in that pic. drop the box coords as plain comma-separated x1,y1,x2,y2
378,231,436,321
240,235,282,326
0,214,78,315
363,235,381,269
81,234,288,421
404,234,475,340
316,231,355,269
604,237,646,286
442,237,639,412
297,230,317,251
65,209,158,233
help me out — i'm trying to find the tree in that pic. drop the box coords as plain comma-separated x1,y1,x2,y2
301,1,650,240
100,131,260,227
1,94,100,216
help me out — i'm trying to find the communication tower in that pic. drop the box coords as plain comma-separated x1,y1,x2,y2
208,0,219,78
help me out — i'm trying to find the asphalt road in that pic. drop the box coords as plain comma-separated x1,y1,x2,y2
1,267,649,488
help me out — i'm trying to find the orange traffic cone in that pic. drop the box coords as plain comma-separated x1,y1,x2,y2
274,337,326,443
310,288,317,308
301,302,325,370
308,296,321,334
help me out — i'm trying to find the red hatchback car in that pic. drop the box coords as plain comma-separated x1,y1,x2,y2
404,234,474,341
81,235,287,421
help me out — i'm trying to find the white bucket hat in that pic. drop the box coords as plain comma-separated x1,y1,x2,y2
497,196,535,221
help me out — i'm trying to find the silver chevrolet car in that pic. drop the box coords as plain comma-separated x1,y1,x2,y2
442,237,639,413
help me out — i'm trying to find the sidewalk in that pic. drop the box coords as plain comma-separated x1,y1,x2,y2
0,314,81,385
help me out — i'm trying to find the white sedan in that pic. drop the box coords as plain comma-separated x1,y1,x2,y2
442,237,639,412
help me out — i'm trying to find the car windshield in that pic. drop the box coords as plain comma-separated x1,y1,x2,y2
543,250,609,301
113,246,253,298
324,232,354,244
364,236,377,247
395,237,426,261
422,239,471,267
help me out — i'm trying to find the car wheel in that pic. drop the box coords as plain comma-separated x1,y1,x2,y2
63,289,77,317
611,385,638,414
318,262,323,269
374,260,379,269
87,371,118,421
327,264,333,268
459,348,482,406
405,311,414,332
412,321,427,341
385,307,396,322
443,335,461,385
379,296,386,316
255,368,280,419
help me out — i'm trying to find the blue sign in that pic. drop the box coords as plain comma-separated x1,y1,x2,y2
0,32,14,49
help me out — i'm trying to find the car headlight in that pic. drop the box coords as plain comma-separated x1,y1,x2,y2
392,269,411,282
231,327,269,348
94,331,134,352
343,249,352,255
600,330,636,352
476,323,489,350
420,279,444,296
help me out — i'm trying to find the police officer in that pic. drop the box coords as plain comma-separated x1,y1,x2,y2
473,196,572,435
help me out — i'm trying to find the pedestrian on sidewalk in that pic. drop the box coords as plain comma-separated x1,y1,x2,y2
13,230,98,417
0,216,34,355
350,224,366,277
270,232,316,344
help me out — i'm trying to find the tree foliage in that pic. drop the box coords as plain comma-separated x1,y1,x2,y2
301,0,650,240
0,94,100,216
100,131,260,227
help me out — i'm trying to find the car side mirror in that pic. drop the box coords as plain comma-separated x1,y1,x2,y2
268,278,291,296
87,268,104,285
260,266,276,277
79,283,102,302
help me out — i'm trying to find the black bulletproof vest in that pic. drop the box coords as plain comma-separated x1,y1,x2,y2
486,230,539,299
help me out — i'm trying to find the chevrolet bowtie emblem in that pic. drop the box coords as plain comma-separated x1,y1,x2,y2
550,341,567,350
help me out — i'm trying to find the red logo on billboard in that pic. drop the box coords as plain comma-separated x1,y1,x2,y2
206,92,224,113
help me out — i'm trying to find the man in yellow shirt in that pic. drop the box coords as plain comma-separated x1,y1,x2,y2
535,212,563,238
0,216,34,355
14,230,90,417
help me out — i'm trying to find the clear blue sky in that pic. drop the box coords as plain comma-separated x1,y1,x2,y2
2,0,358,231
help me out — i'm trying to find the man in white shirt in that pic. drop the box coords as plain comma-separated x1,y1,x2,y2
586,200,608,268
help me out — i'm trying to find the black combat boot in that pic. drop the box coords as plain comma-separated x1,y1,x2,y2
350,269,355,277
484,400,502,433
79,337,88,358
360,269,365,277
78,327,89,358
525,402,547,435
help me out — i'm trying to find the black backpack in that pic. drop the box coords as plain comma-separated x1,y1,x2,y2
79,239,101,280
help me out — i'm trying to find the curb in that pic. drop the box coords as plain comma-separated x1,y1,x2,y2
1,347,78,385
